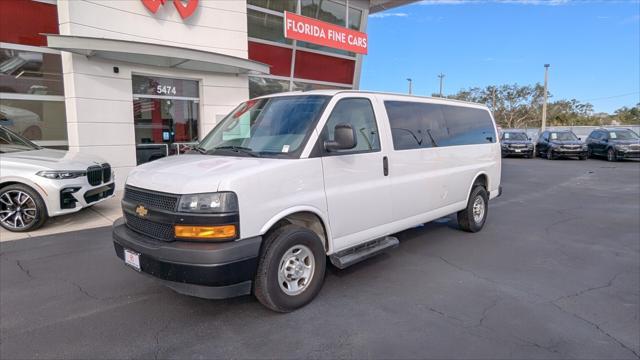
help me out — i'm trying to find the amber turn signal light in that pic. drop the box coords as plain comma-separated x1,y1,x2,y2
174,225,236,240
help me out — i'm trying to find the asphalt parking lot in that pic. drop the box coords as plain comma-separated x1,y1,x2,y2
1,158,639,359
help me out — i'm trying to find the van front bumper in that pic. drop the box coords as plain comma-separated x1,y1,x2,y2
112,218,262,299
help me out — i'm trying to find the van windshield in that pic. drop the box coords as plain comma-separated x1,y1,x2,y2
197,95,329,158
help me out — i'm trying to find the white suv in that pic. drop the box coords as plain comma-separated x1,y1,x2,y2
0,126,115,232
113,91,502,312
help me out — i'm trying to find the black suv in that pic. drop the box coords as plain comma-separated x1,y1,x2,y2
500,131,534,158
586,128,640,161
536,130,588,160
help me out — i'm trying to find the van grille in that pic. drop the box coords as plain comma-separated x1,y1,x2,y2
124,213,174,242
123,186,179,212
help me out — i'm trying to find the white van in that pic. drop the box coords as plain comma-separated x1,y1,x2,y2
113,90,502,312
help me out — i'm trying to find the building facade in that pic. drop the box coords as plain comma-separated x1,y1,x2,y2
0,0,412,186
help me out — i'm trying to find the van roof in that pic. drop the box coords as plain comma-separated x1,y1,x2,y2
256,89,490,109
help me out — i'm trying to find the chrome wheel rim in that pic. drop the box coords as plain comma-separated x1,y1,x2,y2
0,191,38,230
472,196,485,224
278,244,315,296
608,149,614,161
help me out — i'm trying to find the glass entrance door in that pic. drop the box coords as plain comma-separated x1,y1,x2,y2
132,75,199,165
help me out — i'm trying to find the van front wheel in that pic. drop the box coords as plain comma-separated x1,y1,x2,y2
457,185,489,233
254,225,326,312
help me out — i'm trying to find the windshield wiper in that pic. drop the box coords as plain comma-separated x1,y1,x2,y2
213,146,261,157
192,146,207,154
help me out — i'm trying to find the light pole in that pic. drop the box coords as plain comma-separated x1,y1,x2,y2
437,73,445,97
541,64,550,131
406,78,413,95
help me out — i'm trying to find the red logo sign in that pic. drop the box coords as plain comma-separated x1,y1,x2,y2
141,0,198,19
284,12,368,55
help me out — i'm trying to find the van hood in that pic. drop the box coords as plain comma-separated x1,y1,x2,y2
1,149,107,170
126,154,283,194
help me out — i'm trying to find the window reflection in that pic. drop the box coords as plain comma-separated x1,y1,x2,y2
0,99,67,142
0,49,64,95
248,9,293,45
249,76,291,98
247,0,296,13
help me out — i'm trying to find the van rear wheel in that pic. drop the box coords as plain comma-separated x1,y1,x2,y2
254,224,326,312
457,185,489,233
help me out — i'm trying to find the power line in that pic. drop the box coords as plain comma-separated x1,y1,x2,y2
583,91,640,102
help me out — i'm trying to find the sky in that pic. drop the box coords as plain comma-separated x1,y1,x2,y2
360,0,640,114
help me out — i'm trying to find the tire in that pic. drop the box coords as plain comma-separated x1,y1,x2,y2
457,185,489,233
547,148,555,160
254,224,326,312
587,147,593,159
527,151,534,159
579,154,588,160
607,148,617,162
0,184,48,232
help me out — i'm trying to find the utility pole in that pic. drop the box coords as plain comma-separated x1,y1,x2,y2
406,78,413,95
437,73,445,97
541,64,550,131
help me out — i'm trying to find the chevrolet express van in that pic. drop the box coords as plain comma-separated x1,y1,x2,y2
113,90,501,312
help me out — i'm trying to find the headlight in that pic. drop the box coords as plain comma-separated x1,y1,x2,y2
615,144,629,151
582,145,588,150
501,144,508,149
178,192,238,213
36,170,86,179
527,143,534,148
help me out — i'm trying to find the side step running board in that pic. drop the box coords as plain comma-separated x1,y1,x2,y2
329,236,399,269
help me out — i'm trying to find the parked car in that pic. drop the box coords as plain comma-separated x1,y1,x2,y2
536,130,588,160
112,90,502,312
586,128,640,161
500,131,534,158
0,126,115,232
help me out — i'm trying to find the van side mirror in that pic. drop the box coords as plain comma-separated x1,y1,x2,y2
528,137,532,141
324,123,357,152
578,137,582,141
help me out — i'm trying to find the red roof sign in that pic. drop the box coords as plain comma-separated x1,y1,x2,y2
284,12,368,55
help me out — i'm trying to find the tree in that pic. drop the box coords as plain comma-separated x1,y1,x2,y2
448,83,546,129
612,103,640,125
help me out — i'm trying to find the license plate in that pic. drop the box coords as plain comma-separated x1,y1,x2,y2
515,149,522,153
124,249,141,271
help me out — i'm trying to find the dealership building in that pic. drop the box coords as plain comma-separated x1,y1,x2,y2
0,0,412,186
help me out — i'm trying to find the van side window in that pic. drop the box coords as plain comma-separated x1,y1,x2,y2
440,105,496,146
384,101,447,150
321,98,380,154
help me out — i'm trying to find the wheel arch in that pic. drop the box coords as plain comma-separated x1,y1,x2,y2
465,172,489,204
1,177,48,198
0,178,50,215
259,207,331,254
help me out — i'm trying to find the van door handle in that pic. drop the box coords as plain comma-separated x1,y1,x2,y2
383,156,389,176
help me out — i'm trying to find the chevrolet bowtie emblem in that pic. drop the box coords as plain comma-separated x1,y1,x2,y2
135,205,148,217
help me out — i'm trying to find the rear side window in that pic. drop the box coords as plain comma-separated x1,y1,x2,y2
384,101,495,150
384,101,447,150
440,105,496,146
321,98,380,154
